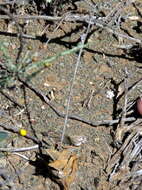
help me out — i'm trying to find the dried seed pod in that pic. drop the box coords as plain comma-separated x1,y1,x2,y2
68,135,87,146
136,97,142,116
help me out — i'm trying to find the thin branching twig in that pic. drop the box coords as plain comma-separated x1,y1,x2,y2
18,77,136,127
0,12,141,44
60,20,92,144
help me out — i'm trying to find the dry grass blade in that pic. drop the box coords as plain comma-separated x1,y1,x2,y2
0,145,39,152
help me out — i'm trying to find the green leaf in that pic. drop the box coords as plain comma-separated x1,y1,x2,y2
0,131,8,142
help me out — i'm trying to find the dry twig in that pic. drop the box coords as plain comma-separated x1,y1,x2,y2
60,19,92,144
0,145,39,152
0,11,141,44
18,77,136,127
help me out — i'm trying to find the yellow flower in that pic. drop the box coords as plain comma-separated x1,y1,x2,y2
19,129,27,136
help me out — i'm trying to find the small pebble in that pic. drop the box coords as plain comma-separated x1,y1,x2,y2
68,135,87,146
136,97,142,116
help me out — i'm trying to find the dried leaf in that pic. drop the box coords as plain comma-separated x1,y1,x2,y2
63,155,77,176
48,149,78,189
47,149,70,161
49,159,68,171
63,154,78,189
58,149,71,160
45,149,61,160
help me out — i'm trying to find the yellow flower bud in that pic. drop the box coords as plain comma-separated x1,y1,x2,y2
19,129,27,136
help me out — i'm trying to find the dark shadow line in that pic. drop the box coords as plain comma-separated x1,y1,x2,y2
0,31,42,40
0,90,24,108
1,29,137,61
85,48,137,62
1,30,140,62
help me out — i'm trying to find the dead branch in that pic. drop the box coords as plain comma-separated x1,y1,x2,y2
0,11,141,44
18,77,136,127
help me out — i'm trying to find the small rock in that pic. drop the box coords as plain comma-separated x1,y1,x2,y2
68,135,87,146
137,97,142,116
